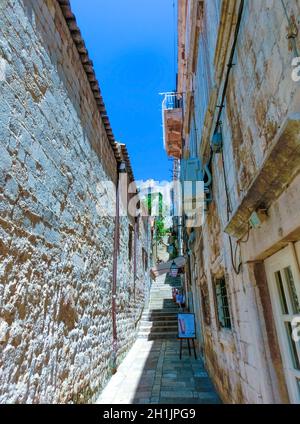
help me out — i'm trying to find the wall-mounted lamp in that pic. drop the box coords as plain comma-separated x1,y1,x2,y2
118,161,127,173
211,128,223,153
249,207,268,229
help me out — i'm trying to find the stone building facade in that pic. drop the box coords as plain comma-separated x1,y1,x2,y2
172,0,300,403
0,0,151,403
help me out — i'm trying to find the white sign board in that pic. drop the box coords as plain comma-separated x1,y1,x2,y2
178,313,196,339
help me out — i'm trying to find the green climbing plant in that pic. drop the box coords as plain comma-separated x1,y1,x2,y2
143,192,168,243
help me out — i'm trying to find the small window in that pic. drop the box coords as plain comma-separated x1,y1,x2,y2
200,285,211,326
136,217,140,240
285,322,300,370
275,271,289,314
128,225,133,261
215,277,232,330
142,248,148,272
284,266,300,314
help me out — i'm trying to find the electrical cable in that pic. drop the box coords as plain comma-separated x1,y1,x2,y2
215,0,245,128
212,1,245,276
222,147,242,275
238,222,251,244
221,140,232,216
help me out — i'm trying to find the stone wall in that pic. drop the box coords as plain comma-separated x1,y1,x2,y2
116,216,151,364
180,0,300,404
0,0,150,403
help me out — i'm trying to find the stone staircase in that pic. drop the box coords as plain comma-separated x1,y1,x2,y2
138,274,182,340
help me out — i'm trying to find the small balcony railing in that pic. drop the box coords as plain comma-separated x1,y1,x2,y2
161,93,183,159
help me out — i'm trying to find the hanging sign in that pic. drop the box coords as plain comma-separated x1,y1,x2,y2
178,313,196,339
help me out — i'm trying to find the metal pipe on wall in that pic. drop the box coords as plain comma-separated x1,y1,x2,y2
111,172,120,374
133,216,138,301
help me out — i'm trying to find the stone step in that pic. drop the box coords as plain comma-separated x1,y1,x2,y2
149,299,177,303
149,303,177,311
150,287,181,291
143,308,180,315
140,318,178,325
139,326,178,335
141,321,178,327
141,313,177,322
138,332,178,340
140,321,178,329
151,284,182,288
148,306,179,311
149,306,179,314
149,296,175,299
148,311,179,315
149,298,175,302
150,291,179,295
151,289,176,293
149,299,173,303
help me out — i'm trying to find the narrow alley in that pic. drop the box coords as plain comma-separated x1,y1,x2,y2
1,0,300,409
97,273,220,404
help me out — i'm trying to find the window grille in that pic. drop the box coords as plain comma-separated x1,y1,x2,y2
215,277,232,329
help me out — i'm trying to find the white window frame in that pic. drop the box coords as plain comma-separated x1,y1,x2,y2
265,244,300,403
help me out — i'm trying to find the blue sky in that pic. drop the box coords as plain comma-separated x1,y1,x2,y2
71,0,177,182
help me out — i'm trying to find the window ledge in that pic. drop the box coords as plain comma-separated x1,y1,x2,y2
225,114,300,239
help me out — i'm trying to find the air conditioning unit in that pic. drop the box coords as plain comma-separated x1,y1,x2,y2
180,158,205,225
180,159,213,216
180,158,203,182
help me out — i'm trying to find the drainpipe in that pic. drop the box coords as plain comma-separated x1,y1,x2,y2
214,0,245,129
133,216,138,302
111,173,119,374
177,216,183,257
111,161,126,374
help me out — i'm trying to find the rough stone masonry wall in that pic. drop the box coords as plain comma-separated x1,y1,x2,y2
194,0,300,404
0,0,148,404
223,0,300,207
116,216,151,364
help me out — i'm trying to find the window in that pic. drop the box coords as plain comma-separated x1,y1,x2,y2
200,284,211,326
142,248,148,272
136,217,140,240
128,225,133,261
285,322,300,370
265,245,300,403
284,266,300,314
274,266,300,372
215,277,232,329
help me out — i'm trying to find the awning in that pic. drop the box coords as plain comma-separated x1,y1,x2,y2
150,256,186,280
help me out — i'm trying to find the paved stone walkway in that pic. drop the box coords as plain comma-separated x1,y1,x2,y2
96,338,221,404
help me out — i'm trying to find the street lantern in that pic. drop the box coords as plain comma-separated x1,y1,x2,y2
169,260,178,278
167,245,174,255
118,161,127,173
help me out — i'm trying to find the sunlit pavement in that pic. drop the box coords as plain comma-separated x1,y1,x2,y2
96,338,221,404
